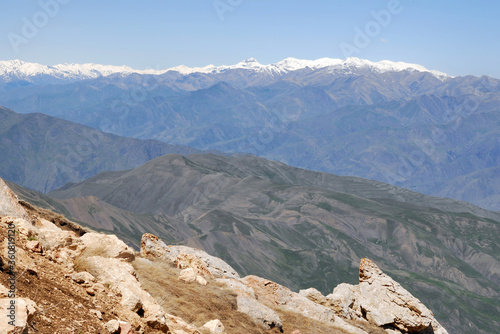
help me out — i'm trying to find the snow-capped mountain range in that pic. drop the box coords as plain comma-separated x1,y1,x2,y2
0,57,451,84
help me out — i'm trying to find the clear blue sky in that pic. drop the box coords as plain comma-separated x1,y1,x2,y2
1,0,499,78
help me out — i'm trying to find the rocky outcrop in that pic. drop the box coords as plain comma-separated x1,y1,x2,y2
357,258,448,334
299,287,329,305
243,275,336,324
82,256,160,315
81,255,202,333
236,295,283,330
215,276,283,331
326,283,362,319
242,275,368,334
176,252,214,278
80,232,136,261
140,233,239,279
0,178,28,220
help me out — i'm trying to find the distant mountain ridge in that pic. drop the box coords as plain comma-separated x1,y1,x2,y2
0,57,450,85
0,106,203,193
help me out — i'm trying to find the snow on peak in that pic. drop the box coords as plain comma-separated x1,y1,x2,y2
164,57,450,78
339,57,450,78
0,59,164,82
0,57,451,82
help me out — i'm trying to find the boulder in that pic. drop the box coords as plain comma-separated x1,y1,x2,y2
119,321,136,334
80,232,135,261
141,233,239,278
0,297,37,334
104,319,120,333
195,275,207,286
86,287,95,296
202,319,225,334
242,275,335,324
176,252,214,278
326,283,361,319
120,288,143,313
31,217,81,254
71,271,96,284
82,256,161,317
0,178,28,219
163,313,201,334
179,268,197,283
298,287,328,305
236,295,282,330
26,240,42,253
358,258,448,334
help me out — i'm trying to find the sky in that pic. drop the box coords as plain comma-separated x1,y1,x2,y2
0,0,499,78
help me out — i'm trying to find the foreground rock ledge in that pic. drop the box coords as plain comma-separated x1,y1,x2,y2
357,258,448,334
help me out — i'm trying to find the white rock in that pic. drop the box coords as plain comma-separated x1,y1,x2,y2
242,275,335,324
82,256,162,317
120,287,143,313
0,178,28,219
80,232,135,261
71,271,96,284
202,319,225,334
104,319,120,333
178,268,196,283
236,296,282,330
141,233,239,278
195,275,207,286
326,283,361,319
358,258,448,334
0,298,37,334
299,287,327,304
242,275,367,334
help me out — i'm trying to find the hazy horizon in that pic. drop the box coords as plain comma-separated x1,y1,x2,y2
1,0,499,78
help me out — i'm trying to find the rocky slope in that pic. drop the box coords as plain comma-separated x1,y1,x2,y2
13,154,498,333
0,177,449,333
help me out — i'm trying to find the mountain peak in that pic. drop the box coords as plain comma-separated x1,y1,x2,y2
243,57,259,63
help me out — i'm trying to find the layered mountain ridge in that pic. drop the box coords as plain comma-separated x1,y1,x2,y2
0,57,450,85
0,58,497,210
0,106,204,193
